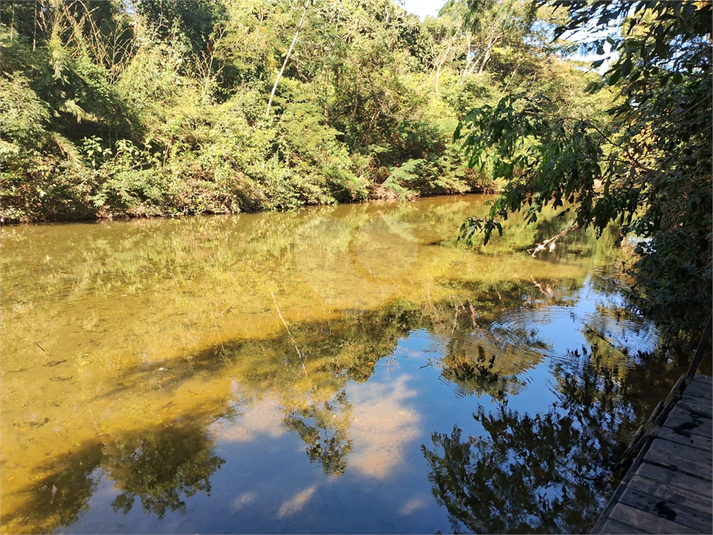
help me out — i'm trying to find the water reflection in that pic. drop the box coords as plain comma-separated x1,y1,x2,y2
441,341,523,401
349,375,421,480
282,390,354,477
0,196,686,534
103,423,225,518
422,338,691,534
4,415,225,534
11,442,103,532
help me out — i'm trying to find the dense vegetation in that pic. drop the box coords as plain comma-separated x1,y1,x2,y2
1,0,602,222
456,0,712,337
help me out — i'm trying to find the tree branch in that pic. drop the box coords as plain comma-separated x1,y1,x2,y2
266,2,309,118
528,224,580,256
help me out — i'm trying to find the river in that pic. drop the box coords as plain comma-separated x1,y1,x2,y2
0,195,693,533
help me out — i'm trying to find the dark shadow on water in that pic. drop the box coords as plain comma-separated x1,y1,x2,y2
91,278,573,405
4,440,104,533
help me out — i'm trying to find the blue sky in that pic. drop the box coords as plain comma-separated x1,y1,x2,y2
400,0,614,71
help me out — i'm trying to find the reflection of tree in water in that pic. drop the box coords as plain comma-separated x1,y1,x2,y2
2,443,105,533
441,342,517,402
102,423,225,518
439,319,551,401
422,347,668,534
7,419,228,532
9,263,674,534
282,389,353,477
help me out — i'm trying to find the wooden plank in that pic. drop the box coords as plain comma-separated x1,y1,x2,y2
690,373,712,384
650,434,713,460
691,374,712,386
635,462,713,498
609,503,703,534
684,380,713,392
670,401,710,418
683,393,712,406
644,448,712,481
649,436,713,465
629,475,713,516
678,398,713,418
657,426,713,451
685,380,712,400
599,519,648,534
663,406,712,439
591,375,713,535
619,488,712,534
681,395,713,413
681,387,712,404
645,441,713,480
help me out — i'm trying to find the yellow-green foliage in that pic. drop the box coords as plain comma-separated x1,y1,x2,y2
0,0,607,223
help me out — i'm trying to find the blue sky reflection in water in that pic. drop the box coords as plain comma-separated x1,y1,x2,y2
0,195,687,534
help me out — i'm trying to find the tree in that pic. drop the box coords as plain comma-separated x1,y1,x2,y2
282,389,354,477
455,0,711,336
103,424,225,518
1,0,618,222
131,0,226,57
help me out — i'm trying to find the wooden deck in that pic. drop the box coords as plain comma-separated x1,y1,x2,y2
592,373,712,534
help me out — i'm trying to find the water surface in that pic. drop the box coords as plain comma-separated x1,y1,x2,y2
0,195,691,534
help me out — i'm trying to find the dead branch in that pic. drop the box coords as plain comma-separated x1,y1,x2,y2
528,224,580,257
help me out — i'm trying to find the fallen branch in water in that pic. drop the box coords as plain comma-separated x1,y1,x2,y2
530,276,553,298
270,291,309,380
528,224,580,257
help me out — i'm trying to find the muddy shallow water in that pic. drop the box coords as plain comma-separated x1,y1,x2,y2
0,195,689,533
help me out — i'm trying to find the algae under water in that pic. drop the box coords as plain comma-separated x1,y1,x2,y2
0,195,691,534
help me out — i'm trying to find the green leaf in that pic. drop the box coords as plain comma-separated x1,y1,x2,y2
621,58,633,77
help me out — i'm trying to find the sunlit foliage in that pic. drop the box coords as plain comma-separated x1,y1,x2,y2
1,0,601,222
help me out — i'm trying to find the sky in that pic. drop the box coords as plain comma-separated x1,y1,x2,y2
400,0,614,71
400,0,445,19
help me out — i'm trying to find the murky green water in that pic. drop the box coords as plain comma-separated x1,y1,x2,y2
0,195,693,534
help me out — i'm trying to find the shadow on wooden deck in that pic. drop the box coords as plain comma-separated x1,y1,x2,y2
592,373,712,534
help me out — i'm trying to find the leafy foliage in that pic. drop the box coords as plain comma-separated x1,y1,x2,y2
455,0,711,336
103,424,225,518
1,0,596,223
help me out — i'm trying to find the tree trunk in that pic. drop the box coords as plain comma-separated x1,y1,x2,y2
265,4,308,118
461,33,472,78
434,40,452,93
478,34,499,75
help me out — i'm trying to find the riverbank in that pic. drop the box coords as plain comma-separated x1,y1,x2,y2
1,0,604,227
0,172,494,225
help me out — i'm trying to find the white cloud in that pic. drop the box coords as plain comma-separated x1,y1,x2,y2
278,486,317,518
348,375,421,479
231,491,257,511
399,494,431,515
213,397,285,442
